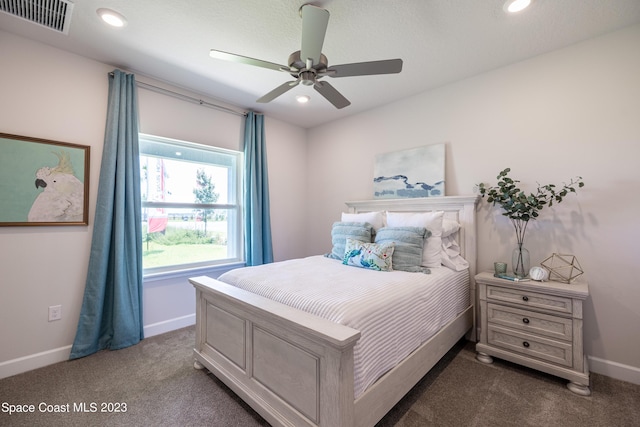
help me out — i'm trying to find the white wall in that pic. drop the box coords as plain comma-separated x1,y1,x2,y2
305,24,640,382
0,32,108,375
0,31,307,377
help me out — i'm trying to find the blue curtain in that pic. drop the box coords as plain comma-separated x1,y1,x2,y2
244,112,274,265
70,70,144,359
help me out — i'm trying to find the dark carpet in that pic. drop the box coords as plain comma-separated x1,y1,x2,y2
1,326,638,426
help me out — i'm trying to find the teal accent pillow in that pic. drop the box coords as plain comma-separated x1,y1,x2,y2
375,226,431,273
342,238,394,271
326,222,374,260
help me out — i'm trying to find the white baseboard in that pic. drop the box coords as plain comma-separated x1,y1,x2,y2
588,355,640,385
0,345,72,380
3,320,637,388
143,313,195,338
0,314,196,380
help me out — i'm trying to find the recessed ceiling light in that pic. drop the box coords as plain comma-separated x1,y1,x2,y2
504,0,532,13
97,8,127,27
296,95,310,104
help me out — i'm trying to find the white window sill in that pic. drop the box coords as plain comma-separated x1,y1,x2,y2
143,261,245,284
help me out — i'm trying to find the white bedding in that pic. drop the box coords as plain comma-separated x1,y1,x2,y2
218,255,469,398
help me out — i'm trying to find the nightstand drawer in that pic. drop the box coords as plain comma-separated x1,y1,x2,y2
487,324,573,367
487,303,573,341
486,285,573,315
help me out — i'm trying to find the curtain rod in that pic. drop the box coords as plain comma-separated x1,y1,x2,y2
108,72,247,118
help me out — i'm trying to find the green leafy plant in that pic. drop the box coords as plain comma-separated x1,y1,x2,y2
478,168,584,243
478,168,584,276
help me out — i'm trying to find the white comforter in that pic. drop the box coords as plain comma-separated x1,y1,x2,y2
218,255,469,398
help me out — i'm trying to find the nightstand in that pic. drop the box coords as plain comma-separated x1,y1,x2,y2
475,271,590,396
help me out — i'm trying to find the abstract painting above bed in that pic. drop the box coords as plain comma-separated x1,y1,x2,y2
373,143,445,198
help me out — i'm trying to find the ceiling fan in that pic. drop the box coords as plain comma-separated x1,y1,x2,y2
209,4,403,109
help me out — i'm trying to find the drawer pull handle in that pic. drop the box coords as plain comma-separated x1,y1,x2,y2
523,318,530,324
522,296,529,302
523,341,530,348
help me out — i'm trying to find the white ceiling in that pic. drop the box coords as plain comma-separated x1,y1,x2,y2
2,0,640,128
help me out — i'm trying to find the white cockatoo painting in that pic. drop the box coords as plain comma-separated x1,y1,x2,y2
28,151,84,222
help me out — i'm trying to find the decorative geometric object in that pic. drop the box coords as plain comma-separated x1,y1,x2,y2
373,143,445,198
541,253,584,283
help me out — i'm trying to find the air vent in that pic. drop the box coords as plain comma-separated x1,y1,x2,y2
0,0,74,34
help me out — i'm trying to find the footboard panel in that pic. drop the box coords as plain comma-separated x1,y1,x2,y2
206,303,246,369
190,276,361,427
252,325,319,421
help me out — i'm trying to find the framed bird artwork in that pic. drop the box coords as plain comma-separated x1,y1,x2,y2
0,133,90,226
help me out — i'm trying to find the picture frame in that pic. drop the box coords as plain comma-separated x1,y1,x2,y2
0,133,90,226
373,143,445,198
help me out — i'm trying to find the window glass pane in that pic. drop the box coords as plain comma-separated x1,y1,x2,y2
139,134,242,274
142,207,238,270
141,156,229,204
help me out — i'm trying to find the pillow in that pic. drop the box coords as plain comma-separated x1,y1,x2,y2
386,211,444,268
343,238,394,271
441,235,469,271
442,219,460,238
326,221,374,260
341,211,385,231
375,226,431,273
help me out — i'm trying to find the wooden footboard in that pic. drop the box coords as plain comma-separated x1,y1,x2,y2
190,275,361,427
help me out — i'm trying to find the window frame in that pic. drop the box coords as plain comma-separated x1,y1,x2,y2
139,133,244,276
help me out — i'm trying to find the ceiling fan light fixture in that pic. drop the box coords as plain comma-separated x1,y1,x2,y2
296,95,310,104
209,4,401,109
504,0,532,13
97,8,127,27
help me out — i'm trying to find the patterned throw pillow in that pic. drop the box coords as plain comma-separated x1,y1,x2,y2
342,238,394,272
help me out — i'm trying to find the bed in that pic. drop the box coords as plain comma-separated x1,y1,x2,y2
189,195,479,427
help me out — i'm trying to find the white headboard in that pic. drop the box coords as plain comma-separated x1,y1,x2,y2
344,195,480,288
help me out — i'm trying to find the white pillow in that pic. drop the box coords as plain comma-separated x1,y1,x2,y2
441,235,469,271
341,211,385,231
442,219,460,238
386,211,444,268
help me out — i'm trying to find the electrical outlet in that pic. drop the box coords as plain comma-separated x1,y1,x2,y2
48,305,62,322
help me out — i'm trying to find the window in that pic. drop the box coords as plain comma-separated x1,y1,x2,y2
139,134,243,274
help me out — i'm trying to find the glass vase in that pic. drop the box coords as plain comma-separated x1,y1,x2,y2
512,244,530,278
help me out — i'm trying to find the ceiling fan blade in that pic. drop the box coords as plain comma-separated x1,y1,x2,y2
257,80,300,103
313,81,351,109
210,49,286,72
300,5,330,67
328,59,403,78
